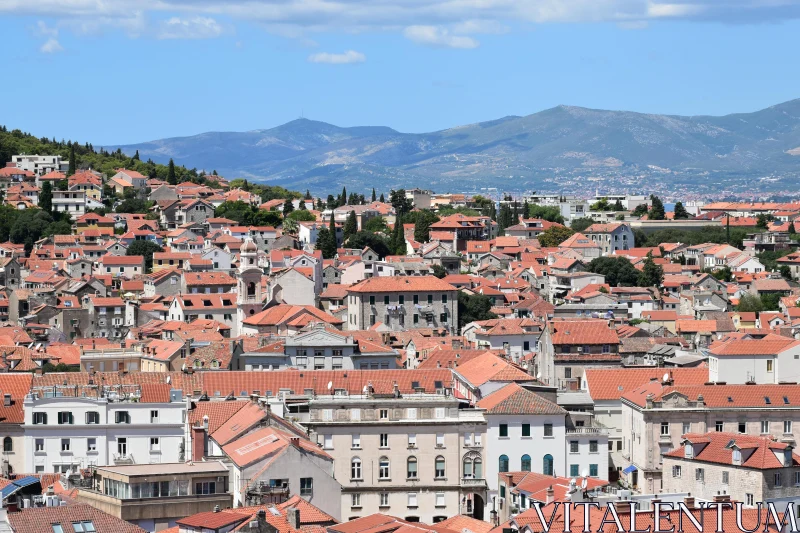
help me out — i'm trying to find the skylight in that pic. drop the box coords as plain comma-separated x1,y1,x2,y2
764,396,771,405
784,396,790,405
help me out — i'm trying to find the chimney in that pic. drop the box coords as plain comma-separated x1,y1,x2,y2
613,499,632,515
214,505,221,512
289,437,300,448
545,485,554,505
287,508,300,530
192,426,206,461
712,492,730,503
683,495,695,508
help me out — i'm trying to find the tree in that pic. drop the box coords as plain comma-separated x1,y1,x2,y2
329,210,338,248
345,231,392,258
587,256,640,287
372,188,377,202
391,220,407,255
632,204,649,217
344,210,358,239
304,189,312,200
612,199,624,211
339,187,347,207
39,181,53,213
527,204,565,224
458,291,498,329
298,198,307,210
736,294,764,313
431,264,447,279
283,198,295,215
537,226,575,247
167,158,177,185
569,217,595,233
389,189,413,216
497,204,513,232
282,218,298,235
648,195,666,220
287,210,316,222
780,265,792,280
412,210,439,243
67,144,76,177
315,226,337,259
364,216,389,233
756,213,772,229
637,252,664,287
379,193,385,203
127,240,163,272
673,201,690,219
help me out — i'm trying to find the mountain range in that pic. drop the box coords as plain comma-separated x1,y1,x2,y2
106,99,800,193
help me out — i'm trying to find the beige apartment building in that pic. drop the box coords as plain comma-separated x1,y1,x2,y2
346,276,459,334
304,389,486,523
621,382,800,493
662,431,800,509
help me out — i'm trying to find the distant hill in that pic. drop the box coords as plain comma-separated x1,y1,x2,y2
106,99,800,192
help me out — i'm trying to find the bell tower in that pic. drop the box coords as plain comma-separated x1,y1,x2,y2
237,238,262,323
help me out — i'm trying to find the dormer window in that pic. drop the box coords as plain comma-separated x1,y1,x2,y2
732,449,741,464
685,445,693,458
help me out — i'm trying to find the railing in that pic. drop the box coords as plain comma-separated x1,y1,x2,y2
566,427,608,435
113,453,134,465
460,477,487,488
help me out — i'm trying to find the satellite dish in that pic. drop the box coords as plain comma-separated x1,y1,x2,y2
166,375,171,384
581,469,589,478
536,372,542,379
581,478,588,489
662,372,670,383
327,381,333,391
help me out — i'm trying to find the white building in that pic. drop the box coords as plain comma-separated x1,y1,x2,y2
23,383,186,473
708,334,800,384
12,154,69,175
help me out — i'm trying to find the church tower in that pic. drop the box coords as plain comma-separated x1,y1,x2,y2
237,238,262,323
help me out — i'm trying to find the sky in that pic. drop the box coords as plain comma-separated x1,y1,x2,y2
2,1,800,145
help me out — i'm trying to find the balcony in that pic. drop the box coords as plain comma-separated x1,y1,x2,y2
566,427,608,436
460,477,487,489
113,454,135,465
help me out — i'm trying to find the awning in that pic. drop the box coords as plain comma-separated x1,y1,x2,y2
622,465,638,475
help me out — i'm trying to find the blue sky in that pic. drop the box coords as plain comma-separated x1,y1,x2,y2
2,1,800,145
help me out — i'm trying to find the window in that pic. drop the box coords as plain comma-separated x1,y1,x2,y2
399,295,404,304
434,407,446,419
61,438,70,452
35,438,44,452
380,434,388,447
1,437,11,452
570,441,579,453
379,409,388,420
300,478,313,496
796,472,800,487
408,493,418,508
117,438,127,455
72,522,96,533
590,464,598,477
115,411,131,424
351,458,362,479
521,454,531,472
435,456,446,478
436,433,445,447
590,440,598,453
570,464,579,477
86,412,99,424
522,423,531,437
659,421,669,435
672,465,681,478
435,493,446,508
352,434,361,449
323,435,333,449
785,420,793,434
407,457,418,478
427,295,433,304
714,421,724,432
738,422,746,434
322,409,333,421
406,408,417,419
384,295,390,305
722,471,729,485
379,457,390,479
150,437,160,451
544,424,553,437
150,410,159,423
761,420,769,434
695,468,704,482
775,473,782,487
767,360,773,372
442,294,448,304
369,296,375,305
351,493,362,508
87,438,96,452
499,455,509,473
439,313,448,323
407,434,417,447
53,525,64,533
499,423,508,437
58,412,74,425
351,409,361,421
380,493,389,507
745,493,754,506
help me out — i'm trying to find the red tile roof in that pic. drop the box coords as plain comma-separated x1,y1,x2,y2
584,367,709,401
549,320,620,345
477,383,565,415
664,431,799,469
7,503,147,533
348,276,457,293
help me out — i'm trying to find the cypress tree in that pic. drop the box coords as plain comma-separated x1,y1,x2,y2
379,193,385,203
67,144,76,177
167,158,177,185
283,198,295,215
372,188,377,202
40,181,53,213
133,150,140,161
343,210,357,239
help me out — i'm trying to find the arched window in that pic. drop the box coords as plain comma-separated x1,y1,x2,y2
521,454,531,472
378,457,390,479
2,437,11,452
474,457,483,478
351,457,362,479
463,457,473,478
499,454,509,473
407,457,418,479
435,456,445,478
543,454,554,476
247,282,256,296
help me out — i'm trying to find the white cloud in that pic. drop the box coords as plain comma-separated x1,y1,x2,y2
158,16,223,39
40,37,63,53
307,50,366,64
403,25,479,49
